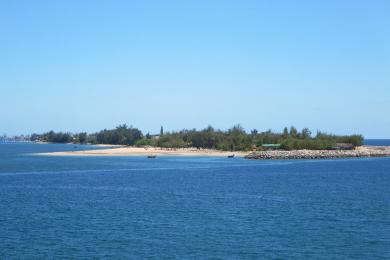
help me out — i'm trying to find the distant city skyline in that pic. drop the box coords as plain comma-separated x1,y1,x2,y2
1,0,389,138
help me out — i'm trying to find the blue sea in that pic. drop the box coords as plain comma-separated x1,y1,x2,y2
1,142,390,259
365,139,390,146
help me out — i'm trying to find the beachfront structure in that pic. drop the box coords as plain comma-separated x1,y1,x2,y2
334,143,355,150
261,144,281,150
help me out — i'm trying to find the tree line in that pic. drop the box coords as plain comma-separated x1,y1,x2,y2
30,124,364,151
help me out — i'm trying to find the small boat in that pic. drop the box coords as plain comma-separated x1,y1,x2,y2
147,155,157,158
227,154,235,158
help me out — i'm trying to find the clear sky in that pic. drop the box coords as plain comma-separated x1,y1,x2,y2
0,0,389,138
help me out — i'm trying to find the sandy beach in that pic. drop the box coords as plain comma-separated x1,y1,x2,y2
38,146,246,157
37,145,390,159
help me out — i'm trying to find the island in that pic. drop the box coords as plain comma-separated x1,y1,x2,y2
31,124,390,159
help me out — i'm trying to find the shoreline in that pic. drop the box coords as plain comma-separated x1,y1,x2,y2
36,145,390,159
37,146,246,157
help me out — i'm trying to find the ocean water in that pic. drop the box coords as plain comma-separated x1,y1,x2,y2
0,143,390,259
365,139,390,146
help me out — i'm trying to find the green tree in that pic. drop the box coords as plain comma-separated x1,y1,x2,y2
289,126,298,138
301,128,312,139
283,127,289,138
78,132,87,144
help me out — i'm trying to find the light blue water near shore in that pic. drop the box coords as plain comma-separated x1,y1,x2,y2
1,143,390,259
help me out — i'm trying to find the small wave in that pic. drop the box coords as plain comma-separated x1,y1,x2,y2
0,160,322,176
1,184,138,191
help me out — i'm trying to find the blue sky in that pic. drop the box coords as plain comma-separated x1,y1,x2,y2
0,0,389,138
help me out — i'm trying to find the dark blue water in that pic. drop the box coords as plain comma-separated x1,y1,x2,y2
365,139,390,146
1,143,390,259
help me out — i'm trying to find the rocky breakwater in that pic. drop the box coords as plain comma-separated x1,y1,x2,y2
244,146,390,160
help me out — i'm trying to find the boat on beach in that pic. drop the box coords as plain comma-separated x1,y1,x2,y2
227,154,235,158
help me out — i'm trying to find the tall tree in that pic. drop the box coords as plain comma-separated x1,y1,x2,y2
78,132,87,144
301,128,312,139
289,126,298,138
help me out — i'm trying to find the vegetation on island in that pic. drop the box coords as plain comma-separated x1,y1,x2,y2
30,124,364,151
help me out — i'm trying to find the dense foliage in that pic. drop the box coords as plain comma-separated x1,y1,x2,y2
31,124,143,146
31,131,74,143
135,125,363,151
94,124,142,145
30,124,364,151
